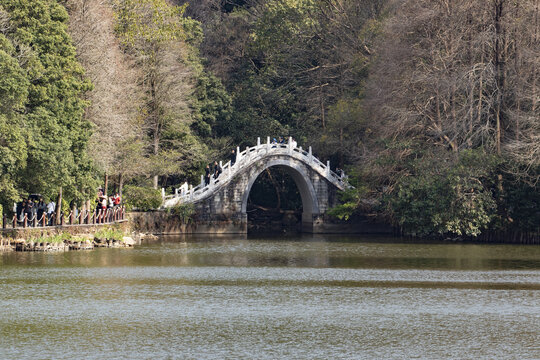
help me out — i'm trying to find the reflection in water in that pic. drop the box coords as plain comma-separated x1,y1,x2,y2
1,234,539,359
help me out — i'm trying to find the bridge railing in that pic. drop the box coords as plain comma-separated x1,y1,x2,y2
162,137,350,206
2,207,127,230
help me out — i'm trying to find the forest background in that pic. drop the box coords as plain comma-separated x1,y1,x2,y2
0,0,538,239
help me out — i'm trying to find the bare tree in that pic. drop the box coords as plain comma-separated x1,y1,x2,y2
361,0,539,195
65,0,143,194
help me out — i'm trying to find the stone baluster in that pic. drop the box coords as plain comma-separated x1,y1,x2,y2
308,146,313,165
267,136,270,153
288,137,292,155
326,160,330,176
236,146,240,165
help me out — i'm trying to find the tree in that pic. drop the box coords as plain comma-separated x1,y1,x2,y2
355,0,539,236
0,8,28,209
65,0,144,196
0,0,95,209
113,0,207,188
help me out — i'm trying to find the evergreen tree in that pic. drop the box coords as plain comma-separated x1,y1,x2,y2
0,0,95,210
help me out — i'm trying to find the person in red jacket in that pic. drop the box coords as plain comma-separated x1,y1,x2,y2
113,193,121,207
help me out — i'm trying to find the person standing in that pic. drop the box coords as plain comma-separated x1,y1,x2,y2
46,200,56,225
113,193,121,207
213,161,222,179
230,149,236,166
24,200,33,226
205,164,211,186
290,137,297,148
37,198,46,224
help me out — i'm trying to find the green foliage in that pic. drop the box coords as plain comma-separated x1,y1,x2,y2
389,151,498,237
328,169,369,220
28,232,72,244
0,27,29,209
168,203,195,224
321,98,368,163
191,71,233,139
123,185,162,211
500,171,540,233
113,0,211,184
113,0,188,48
94,226,124,241
0,0,96,211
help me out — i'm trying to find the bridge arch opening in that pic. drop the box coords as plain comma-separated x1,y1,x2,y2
241,160,320,233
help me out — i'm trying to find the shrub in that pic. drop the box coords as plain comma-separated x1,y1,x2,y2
28,233,72,244
94,226,124,241
123,185,162,211
168,203,195,224
389,150,498,237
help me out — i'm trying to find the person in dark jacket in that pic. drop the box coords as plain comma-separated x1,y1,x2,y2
213,161,222,179
205,164,211,186
230,149,236,166
36,198,46,223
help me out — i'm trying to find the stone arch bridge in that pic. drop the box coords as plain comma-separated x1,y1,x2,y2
162,137,350,233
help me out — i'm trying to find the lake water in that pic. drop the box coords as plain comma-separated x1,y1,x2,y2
1,235,539,359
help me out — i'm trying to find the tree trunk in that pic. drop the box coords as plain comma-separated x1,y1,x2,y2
104,173,108,196
320,86,325,130
119,173,124,202
533,0,539,113
494,0,505,155
151,72,160,190
56,187,62,225
477,44,485,127
339,127,344,167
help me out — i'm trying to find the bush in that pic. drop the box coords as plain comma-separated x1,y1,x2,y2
94,227,124,241
168,203,195,224
388,151,498,237
123,185,162,211
28,233,73,244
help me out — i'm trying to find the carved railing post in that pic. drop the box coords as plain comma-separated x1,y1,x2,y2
288,137,293,155
308,146,313,165
326,160,331,176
